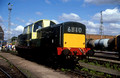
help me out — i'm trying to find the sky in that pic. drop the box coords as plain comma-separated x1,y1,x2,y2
0,0,120,40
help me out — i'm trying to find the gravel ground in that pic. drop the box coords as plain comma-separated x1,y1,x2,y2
0,52,71,78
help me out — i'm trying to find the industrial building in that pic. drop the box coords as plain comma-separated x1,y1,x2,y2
0,26,4,40
0,26,4,41
86,34,115,40
0,26,4,46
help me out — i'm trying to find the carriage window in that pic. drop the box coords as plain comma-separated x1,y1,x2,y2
34,21,42,32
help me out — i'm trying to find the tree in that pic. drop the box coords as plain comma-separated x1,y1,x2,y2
11,36,17,42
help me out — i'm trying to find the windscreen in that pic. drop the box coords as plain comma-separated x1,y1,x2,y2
33,21,42,32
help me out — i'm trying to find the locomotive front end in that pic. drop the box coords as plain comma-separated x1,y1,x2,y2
57,22,91,59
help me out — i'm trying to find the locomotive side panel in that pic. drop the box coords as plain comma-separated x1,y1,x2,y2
39,26,61,48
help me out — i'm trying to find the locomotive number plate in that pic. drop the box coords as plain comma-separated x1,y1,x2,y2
67,26,82,33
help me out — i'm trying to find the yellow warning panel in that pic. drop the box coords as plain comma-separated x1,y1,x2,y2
63,33,85,48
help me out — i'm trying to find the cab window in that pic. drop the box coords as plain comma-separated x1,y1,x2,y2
50,21,56,26
29,25,32,33
23,27,27,34
33,21,42,32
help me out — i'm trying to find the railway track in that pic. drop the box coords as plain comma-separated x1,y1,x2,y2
59,61,120,78
2,51,120,78
0,54,27,78
71,51,120,77
78,61,120,76
86,50,120,65
62,51,120,78
93,51,120,60
68,68,103,78
95,51,118,55
0,67,12,78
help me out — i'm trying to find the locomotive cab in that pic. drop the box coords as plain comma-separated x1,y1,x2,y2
17,19,56,47
32,20,56,39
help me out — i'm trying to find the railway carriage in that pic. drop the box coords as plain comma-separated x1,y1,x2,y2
16,19,92,63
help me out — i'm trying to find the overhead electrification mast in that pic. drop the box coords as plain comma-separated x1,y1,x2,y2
8,2,13,40
100,11,104,39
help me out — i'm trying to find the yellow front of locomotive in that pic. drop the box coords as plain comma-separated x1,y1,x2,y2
57,22,91,56
63,22,85,48
63,33,85,48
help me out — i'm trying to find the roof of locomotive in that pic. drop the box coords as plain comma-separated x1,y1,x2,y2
37,21,86,31
24,19,56,28
62,21,86,26
50,21,86,28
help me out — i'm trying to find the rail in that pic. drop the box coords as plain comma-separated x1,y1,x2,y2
78,61,120,76
0,67,12,78
0,54,28,78
93,51,120,60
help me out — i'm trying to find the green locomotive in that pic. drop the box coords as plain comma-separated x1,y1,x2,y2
16,19,92,64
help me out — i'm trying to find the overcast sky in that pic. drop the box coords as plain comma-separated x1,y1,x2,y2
0,0,120,40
